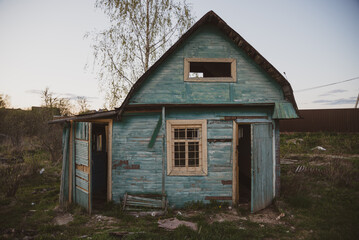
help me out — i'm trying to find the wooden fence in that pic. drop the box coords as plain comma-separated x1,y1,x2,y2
280,109,359,132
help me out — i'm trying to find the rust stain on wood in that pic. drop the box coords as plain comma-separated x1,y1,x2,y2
124,164,140,169
221,180,232,185
113,160,129,169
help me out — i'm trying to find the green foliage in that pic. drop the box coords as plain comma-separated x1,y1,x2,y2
23,150,47,175
0,161,24,197
88,0,194,108
0,107,63,162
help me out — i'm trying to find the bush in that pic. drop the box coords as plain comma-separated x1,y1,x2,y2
0,161,25,197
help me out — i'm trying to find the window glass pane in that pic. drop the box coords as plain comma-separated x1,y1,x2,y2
174,128,186,139
188,142,199,167
187,128,199,139
174,142,185,167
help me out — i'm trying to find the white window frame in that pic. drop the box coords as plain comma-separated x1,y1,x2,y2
184,58,236,82
166,119,207,176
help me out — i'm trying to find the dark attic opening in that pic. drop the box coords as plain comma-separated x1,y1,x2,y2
91,122,108,209
189,61,231,78
238,124,251,204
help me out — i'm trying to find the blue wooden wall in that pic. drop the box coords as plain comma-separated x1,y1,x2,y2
129,25,286,105
111,107,274,207
109,24,292,208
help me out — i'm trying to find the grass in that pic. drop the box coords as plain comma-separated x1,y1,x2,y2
1,132,359,239
280,132,359,156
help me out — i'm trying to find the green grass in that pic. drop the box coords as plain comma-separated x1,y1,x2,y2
280,132,359,156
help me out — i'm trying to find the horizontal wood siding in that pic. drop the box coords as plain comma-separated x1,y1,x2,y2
111,113,163,202
75,140,89,166
111,108,273,207
75,187,89,209
129,25,283,105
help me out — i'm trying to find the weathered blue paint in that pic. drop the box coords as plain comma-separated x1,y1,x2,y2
75,140,89,166
76,170,89,180
112,108,265,207
251,123,273,212
272,102,298,119
73,122,90,211
129,25,285,106
75,122,89,140
148,114,162,148
75,188,89,210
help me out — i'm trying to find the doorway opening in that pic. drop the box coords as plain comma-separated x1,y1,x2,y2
238,124,251,204
91,123,108,209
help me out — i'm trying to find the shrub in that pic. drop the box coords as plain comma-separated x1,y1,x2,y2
0,161,25,197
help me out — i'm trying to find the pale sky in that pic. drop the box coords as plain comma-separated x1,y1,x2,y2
0,0,358,110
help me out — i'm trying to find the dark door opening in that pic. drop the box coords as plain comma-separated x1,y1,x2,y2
91,123,108,209
238,124,251,204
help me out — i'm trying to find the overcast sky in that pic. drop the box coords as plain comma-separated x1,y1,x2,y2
0,0,358,110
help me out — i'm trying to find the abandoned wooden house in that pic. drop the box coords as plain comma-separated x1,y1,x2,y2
54,11,299,214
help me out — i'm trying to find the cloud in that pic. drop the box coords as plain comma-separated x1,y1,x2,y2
25,89,98,102
313,96,356,105
319,89,347,96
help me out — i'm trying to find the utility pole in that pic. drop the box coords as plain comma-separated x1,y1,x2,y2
355,93,359,108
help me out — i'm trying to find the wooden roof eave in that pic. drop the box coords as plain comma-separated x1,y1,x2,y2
48,110,117,124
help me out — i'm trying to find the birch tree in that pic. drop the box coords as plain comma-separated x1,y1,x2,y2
88,0,194,108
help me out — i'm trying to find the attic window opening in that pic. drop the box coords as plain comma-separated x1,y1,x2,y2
184,58,236,82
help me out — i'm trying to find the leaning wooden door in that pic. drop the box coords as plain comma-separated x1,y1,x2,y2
251,123,273,212
73,122,91,213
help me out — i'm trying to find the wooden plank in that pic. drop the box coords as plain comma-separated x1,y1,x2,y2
75,140,89,166
76,169,89,180
76,176,89,191
251,123,273,213
76,187,89,210
108,120,113,202
161,107,166,209
88,123,92,215
75,122,89,140
221,180,232,185
232,121,239,204
205,196,232,200
148,114,162,148
68,121,73,203
224,116,268,120
208,139,232,143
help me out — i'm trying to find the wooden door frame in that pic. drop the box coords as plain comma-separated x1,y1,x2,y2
68,119,113,208
232,121,239,205
232,121,252,205
88,119,113,202
232,119,273,206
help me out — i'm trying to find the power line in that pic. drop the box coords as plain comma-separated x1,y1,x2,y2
295,77,359,93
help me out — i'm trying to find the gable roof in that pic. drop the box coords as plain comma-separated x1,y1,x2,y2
117,11,298,117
